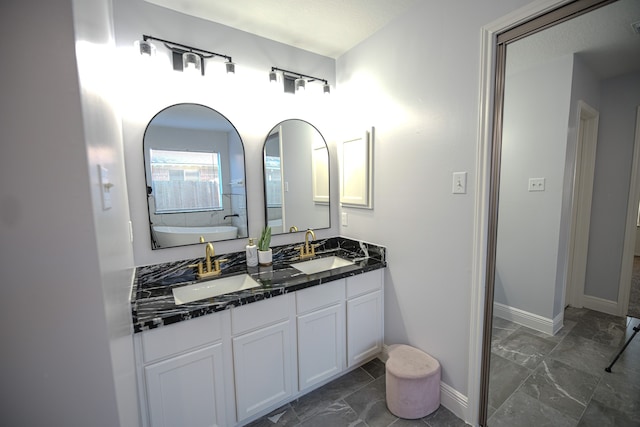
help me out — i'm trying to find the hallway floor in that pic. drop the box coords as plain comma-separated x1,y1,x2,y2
246,358,467,427
488,307,640,426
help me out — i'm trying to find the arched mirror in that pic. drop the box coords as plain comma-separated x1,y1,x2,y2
143,103,248,249
263,119,330,235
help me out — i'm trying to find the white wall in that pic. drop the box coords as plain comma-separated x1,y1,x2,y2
113,0,338,267
0,0,137,425
493,55,573,320
585,70,640,301
335,0,532,401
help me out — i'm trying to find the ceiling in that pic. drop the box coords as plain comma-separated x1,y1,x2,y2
143,0,418,58
507,0,640,79
145,0,640,77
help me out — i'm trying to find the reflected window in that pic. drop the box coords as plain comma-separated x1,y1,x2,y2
150,149,223,213
264,155,282,207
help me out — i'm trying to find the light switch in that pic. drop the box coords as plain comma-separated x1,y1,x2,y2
452,172,467,194
528,177,545,192
98,165,113,210
341,212,348,226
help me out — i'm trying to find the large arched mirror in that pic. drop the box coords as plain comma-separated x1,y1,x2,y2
143,103,248,249
263,119,330,235
481,0,640,425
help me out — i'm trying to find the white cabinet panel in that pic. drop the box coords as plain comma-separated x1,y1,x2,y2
297,303,345,390
296,279,345,314
346,269,382,299
233,320,293,421
346,290,383,367
145,343,227,427
141,313,222,363
231,295,289,335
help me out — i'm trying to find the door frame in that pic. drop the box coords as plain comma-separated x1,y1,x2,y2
618,106,640,316
468,0,615,425
565,100,599,309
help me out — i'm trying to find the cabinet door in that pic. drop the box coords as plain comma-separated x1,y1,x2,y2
347,290,383,367
145,343,227,427
297,303,345,390
233,320,293,421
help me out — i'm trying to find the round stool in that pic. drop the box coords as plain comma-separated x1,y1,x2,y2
385,344,441,419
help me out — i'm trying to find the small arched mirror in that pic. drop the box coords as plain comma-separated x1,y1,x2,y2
263,119,330,235
143,103,248,249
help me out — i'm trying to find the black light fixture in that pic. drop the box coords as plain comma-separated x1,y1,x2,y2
137,35,235,76
269,67,330,95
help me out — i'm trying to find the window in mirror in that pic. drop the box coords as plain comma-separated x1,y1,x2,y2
263,119,330,235
143,103,248,249
150,149,223,213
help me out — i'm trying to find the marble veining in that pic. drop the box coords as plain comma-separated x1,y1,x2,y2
132,237,386,332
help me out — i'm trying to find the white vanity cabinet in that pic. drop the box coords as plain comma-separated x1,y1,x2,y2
231,294,296,422
134,268,384,427
346,269,384,367
135,311,234,427
296,280,346,391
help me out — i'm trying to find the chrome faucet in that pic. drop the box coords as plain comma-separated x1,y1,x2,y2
191,236,227,279
297,229,317,260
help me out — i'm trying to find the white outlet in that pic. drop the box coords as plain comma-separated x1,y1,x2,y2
528,177,545,192
341,212,348,226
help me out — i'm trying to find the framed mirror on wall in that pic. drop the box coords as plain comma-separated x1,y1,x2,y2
143,103,248,249
263,119,330,235
479,0,640,425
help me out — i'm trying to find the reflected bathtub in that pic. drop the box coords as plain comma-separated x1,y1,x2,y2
153,225,238,247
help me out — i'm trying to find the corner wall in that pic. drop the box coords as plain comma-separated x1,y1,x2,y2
494,55,573,322
585,70,640,302
1,1,130,425
335,0,533,414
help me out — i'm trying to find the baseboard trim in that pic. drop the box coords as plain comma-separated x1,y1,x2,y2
381,345,469,421
440,382,469,421
493,302,556,335
582,294,618,316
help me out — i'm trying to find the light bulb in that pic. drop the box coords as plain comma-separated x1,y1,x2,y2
182,52,201,75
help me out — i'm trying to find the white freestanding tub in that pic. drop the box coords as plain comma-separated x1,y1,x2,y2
153,225,238,247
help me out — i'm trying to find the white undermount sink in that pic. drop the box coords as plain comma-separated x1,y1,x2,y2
172,274,260,305
291,256,355,275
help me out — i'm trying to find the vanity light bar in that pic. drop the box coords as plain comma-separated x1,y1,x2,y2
270,67,330,94
138,34,235,76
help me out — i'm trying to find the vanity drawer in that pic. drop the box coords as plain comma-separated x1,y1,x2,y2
232,294,291,335
346,269,383,299
296,279,345,314
141,312,224,363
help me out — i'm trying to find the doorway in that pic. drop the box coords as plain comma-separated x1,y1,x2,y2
470,0,640,425
565,101,599,309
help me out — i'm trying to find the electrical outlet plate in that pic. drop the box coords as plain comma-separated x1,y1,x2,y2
528,177,545,192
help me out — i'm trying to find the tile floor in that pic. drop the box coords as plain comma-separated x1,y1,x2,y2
245,307,640,427
488,307,640,426
246,358,467,427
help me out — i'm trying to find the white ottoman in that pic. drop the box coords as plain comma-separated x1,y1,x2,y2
385,344,441,419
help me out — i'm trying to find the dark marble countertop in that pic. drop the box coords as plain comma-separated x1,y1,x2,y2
132,236,386,333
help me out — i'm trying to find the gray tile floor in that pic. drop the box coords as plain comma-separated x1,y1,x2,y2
488,307,640,426
246,358,467,427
